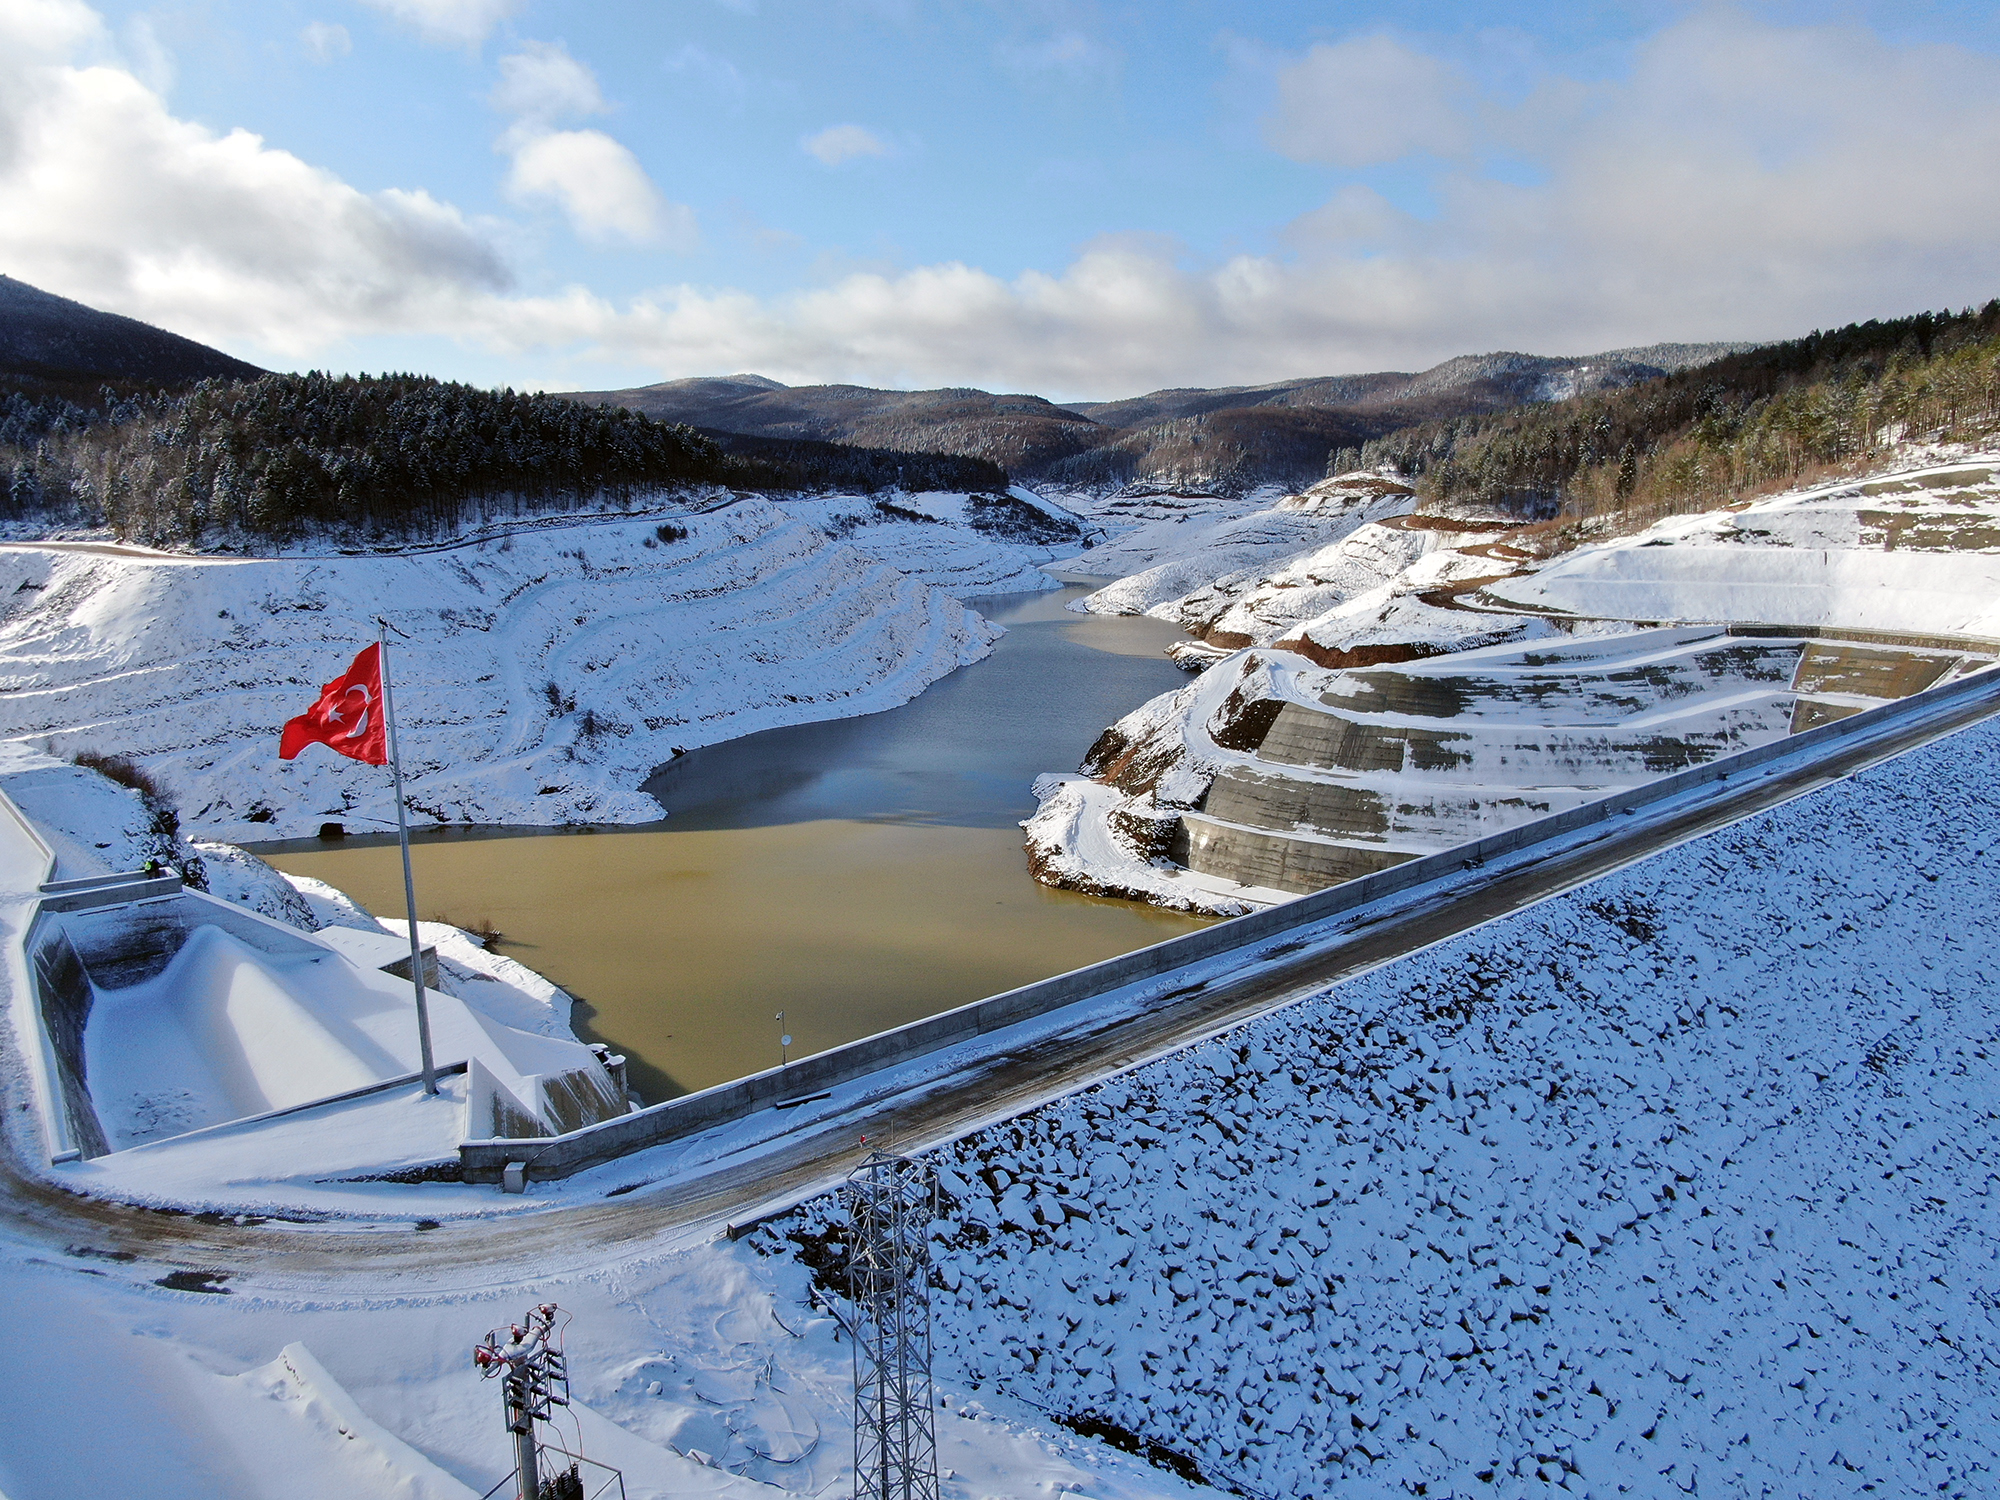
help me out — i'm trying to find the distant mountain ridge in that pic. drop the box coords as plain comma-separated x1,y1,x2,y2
577,341,1756,494
0,274,263,387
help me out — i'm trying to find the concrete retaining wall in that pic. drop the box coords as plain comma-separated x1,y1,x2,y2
461,658,2000,1184
27,921,109,1160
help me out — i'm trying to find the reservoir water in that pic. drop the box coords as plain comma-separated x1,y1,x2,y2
256,584,1210,1100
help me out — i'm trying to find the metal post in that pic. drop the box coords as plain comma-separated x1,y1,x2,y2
377,620,437,1096
476,1306,572,1500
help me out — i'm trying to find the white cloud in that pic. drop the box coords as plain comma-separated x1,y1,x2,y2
301,21,351,63
5,5,1999,401
996,28,1120,86
490,38,602,123
0,2,508,359
663,42,748,108
119,14,172,94
8,0,102,56
1266,34,1472,167
356,0,519,50
504,129,694,248
802,123,889,166
486,40,694,250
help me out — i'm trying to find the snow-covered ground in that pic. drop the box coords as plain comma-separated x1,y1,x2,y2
1067,475,1418,621
1486,460,2000,634
1049,482,1298,580
2,1201,1206,1500
0,746,634,1205
773,484,1087,595
1028,457,2000,913
0,490,1078,842
786,711,2000,1499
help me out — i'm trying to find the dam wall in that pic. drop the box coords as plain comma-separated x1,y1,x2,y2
458,652,2000,1184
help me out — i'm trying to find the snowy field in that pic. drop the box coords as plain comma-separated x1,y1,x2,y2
788,711,2000,1498
0,490,1090,842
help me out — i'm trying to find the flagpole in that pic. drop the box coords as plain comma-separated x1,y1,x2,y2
377,618,438,1097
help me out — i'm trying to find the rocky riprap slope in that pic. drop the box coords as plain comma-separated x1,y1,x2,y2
779,715,2000,1498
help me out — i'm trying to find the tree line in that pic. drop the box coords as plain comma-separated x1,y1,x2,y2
0,371,1007,548
1358,303,2000,525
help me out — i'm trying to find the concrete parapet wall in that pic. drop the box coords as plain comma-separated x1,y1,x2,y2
461,658,2000,1184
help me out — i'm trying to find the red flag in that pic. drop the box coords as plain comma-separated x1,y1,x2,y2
280,643,390,765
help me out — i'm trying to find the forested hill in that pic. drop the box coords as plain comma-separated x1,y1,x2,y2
577,343,1752,495
0,371,1008,549
1364,304,2000,525
0,274,263,387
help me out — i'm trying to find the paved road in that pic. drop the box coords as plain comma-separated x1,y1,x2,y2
4,684,1994,1296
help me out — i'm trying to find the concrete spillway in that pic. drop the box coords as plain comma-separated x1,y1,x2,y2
1174,626,1999,896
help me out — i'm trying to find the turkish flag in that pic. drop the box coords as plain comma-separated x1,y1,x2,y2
280,643,390,765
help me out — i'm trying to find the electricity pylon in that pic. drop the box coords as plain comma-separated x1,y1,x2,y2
846,1149,941,1500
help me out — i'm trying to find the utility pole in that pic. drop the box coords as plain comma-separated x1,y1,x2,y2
845,1150,941,1500
475,1304,569,1500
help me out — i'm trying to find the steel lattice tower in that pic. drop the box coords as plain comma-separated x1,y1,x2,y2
846,1150,940,1500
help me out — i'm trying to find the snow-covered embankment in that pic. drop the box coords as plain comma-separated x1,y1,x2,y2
784,713,2000,1497
1028,459,2000,913
0,494,1045,841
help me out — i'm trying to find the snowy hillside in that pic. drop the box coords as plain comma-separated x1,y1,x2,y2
1485,462,2000,634
0,272,263,384
1027,456,2000,912
0,495,1027,841
1069,474,1418,618
1067,472,1564,669
785,714,2000,1498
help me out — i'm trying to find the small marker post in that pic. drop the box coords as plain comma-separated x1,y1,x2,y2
776,1011,791,1067
377,617,437,1096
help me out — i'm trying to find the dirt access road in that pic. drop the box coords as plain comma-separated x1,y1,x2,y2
5,683,1995,1298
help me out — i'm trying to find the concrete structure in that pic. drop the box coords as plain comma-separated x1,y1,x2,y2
3,778,629,1171
1171,626,1999,896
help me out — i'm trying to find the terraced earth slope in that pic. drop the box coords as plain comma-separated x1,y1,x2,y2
0,498,1013,841
1029,457,2000,912
1173,627,1993,896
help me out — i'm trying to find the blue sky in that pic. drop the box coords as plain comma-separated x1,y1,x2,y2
6,1,1999,397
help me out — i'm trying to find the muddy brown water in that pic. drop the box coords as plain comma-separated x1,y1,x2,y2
256,585,1210,1101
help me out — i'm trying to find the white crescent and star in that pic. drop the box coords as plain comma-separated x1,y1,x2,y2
326,682,372,739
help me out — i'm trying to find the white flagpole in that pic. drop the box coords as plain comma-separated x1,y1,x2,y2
377,618,438,1096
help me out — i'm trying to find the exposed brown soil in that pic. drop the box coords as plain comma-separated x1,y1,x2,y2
1270,637,1446,669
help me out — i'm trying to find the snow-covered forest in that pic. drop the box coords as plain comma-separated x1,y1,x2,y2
0,373,1010,547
